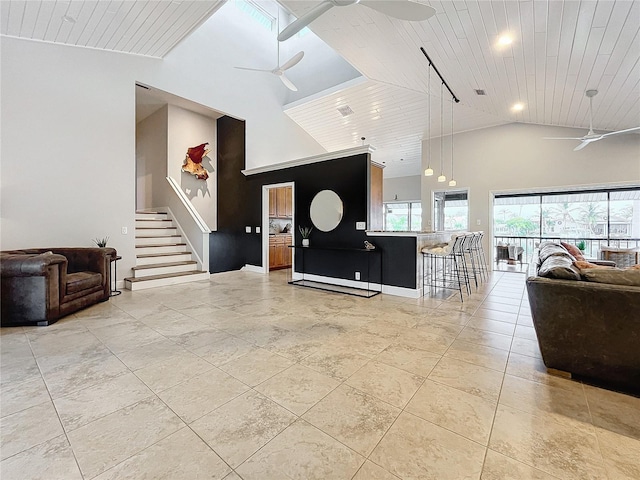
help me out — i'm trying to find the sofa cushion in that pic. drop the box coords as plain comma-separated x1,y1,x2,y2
538,242,575,265
561,242,585,261
582,268,640,287
538,255,581,280
573,260,613,270
66,271,102,295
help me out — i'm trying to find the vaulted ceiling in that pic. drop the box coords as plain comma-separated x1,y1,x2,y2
2,0,638,177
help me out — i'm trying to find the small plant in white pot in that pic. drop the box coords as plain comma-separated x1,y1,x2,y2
93,236,109,247
299,226,313,247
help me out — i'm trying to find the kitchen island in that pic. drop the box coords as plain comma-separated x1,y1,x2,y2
365,230,457,297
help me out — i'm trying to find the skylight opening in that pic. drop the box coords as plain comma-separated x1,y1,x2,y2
235,0,276,31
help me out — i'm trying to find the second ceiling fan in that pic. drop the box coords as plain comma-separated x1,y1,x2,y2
277,0,436,41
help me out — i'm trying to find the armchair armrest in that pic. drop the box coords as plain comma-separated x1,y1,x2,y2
0,253,67,277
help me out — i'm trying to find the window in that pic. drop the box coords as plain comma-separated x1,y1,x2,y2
384,202,422,231
493,187,640,260
434,190,468,231
235,0,276,31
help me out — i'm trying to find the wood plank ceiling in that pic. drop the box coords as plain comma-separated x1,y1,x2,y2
280,0,640,176
1,0,638,177
0,0,224,58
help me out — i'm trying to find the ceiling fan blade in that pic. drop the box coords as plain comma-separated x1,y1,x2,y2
543,137,584,140
574,141,592,151
360,0,436,21
279,74,298,92
280,51,305,71
278,1,334,41
234,66,272,72
600,126,640,138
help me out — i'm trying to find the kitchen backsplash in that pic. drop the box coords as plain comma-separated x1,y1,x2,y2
269,218,292,234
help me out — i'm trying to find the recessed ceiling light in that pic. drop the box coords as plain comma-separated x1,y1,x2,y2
62,14,76,23
512,103,524,112
498,35,513,46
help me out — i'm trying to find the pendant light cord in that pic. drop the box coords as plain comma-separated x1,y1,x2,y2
451,96,454,179
428,67,431,164
440,82,444,176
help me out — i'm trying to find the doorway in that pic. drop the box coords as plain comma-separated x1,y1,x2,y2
262,183,295,273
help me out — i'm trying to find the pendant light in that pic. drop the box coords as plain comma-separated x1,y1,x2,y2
424,66,433,176
437,82,446,182
448,97,457,187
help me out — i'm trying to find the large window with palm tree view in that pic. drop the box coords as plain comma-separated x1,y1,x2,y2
493,187,640,264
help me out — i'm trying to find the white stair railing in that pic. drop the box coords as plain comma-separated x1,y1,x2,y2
165,176,211,271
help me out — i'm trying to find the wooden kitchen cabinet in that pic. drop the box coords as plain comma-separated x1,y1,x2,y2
269,188,277,216
269,187,292,219
269,234,292,270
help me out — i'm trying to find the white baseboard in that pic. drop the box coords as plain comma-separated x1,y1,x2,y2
290,272,420,298
242,264,266,274
381,284,422,298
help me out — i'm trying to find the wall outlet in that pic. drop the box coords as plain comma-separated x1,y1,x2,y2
245,226,251,233
256,226,261,234
121,227,127,234
355,271,361,281
356,221,366,230
477,219,481,226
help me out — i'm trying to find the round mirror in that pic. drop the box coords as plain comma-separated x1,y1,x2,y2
310,190,344,232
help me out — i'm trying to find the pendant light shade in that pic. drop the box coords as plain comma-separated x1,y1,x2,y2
448,179,457,186
424,167,434,176
438,175,446,182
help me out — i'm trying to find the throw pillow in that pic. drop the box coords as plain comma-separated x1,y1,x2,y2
538,243,576,264
582,268,640,287
538,255,581,280
561,242,585,261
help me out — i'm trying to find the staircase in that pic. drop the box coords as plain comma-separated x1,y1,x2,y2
124,211,209,290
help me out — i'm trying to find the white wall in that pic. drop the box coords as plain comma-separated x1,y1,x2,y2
421,122,640,249
384,175,421,202
136,106,168,210
167,105,217,230
0,3,325,283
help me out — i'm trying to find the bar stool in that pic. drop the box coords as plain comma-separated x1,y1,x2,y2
422,234,470,302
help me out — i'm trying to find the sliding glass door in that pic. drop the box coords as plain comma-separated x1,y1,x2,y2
493,187,640,263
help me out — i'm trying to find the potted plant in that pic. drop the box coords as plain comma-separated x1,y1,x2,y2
576,240,586,253
93,236,109,247
299,226,313,247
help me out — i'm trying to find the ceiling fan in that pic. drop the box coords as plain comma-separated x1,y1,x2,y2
235,50,304,91
544,89,640,151
277,0,436,42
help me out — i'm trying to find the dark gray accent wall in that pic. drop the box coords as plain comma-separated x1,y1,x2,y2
209,131,417,289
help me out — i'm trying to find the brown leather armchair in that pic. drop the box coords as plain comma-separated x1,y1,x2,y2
1,247,116,327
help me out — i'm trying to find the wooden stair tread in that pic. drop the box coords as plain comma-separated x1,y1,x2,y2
136,211,167,214
132,261,196,270
135,243,186,248
136,227,176,230
125,270,208,282
135,234,181,238
137,252,192,258
136,219,173,222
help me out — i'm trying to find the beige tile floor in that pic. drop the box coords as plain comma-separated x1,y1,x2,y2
1,270,639,479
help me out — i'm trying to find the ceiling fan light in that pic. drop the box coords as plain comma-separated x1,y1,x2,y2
448,179,457,187
424,167,433,176
437,174,446,183
512,103,524,112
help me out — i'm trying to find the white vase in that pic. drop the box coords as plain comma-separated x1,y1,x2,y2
302,238,310,247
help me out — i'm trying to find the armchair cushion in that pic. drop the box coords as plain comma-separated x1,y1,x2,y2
66,271,103,295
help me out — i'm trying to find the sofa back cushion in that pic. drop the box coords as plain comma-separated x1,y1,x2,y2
582,268,640,287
